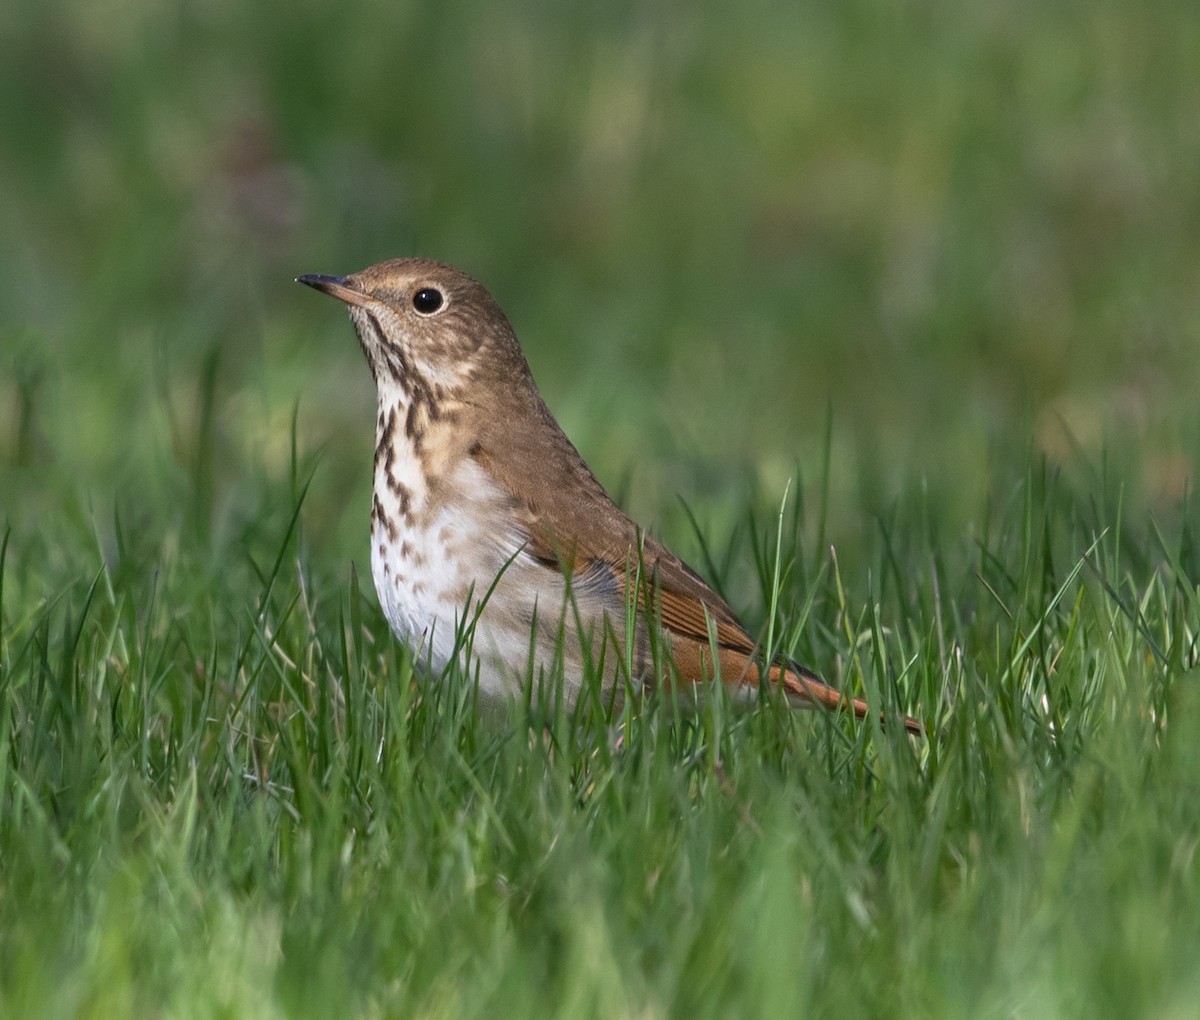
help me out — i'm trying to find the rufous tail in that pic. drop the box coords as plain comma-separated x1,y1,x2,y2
770,664,924,736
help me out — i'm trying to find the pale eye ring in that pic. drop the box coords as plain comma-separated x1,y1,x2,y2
412,287,444,315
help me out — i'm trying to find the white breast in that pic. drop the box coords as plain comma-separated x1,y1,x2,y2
370,433,622,703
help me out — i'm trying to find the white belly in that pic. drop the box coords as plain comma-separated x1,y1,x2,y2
370,456,620,703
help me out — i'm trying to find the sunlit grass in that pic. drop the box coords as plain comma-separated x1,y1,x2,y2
1,443,1198,1016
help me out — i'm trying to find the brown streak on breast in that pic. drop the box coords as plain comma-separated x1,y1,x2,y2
375,406,400,470
372,493,400,542
402,402,417,438
389,480,412,518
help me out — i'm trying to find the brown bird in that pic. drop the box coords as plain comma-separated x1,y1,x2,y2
298,259,920,734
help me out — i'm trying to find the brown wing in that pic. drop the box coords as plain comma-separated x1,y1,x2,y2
466,408,921,734
518,503,922,734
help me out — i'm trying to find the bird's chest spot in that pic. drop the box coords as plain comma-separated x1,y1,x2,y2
370,513,462,645
369,450,516,668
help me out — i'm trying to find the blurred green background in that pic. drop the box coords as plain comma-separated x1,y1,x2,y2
2,0,1198,565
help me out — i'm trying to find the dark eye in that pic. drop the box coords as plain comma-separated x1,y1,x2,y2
412,287,444,314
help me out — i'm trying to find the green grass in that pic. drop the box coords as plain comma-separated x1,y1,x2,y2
3,0,1200,1015
2,459,1199,1017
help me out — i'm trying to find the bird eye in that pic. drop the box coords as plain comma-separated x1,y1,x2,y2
412,287,444,315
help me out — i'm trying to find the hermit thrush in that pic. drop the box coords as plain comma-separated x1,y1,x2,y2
298,258,920,734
